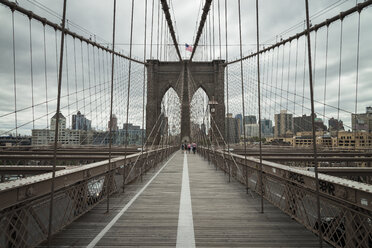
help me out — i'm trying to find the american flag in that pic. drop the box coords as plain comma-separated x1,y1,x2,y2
185,43,193,52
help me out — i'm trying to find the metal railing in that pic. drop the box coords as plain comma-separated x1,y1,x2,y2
0,146,177,247
199,147,372,248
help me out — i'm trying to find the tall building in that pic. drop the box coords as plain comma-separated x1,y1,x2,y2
245,124,259,138
314,117,327,131
293,114,312,134
274,110,293,138
352,107,372,133
244,115,257,125
261,119,273,137
108,114,118,132
72,111,91,131
225,113,239,143
293,114,327,134
50,113,66,130
235,114,242,135
117,123,145,145
328,117,344,132
32,112,90,146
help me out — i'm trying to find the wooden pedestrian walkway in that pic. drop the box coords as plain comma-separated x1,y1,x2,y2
43,151,324,247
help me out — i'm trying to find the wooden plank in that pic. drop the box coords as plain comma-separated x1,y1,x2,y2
42,151,327,247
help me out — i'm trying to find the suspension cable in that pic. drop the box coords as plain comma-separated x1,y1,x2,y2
225,0,229,158
336,19,344,145
190,0,212,61
323,25,329,123
107,0,117,213
48,0,67,244
218,0,221,58
11,10,17,138
304,0,323,247
142,0,148,168
353,10,361,148
123,0,135,192
28,17,35,130
237,0,248,188
227,0,372,65
160,0,182,61
255,0,264,214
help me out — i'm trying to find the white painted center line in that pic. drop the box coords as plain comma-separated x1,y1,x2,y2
176,152,196,248
87,152,177,248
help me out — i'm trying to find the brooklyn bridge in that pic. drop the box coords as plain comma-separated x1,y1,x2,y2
0,0,371,247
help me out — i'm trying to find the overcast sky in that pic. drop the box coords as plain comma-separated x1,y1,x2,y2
0,0,371,136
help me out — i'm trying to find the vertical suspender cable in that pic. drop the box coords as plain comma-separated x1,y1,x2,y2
48,0,67,243
73,38,79,111
11,10,17,138
124,0,135,191
97,47,102,129
279,45,285,110
313,31,318,88
160,9,164,60
43,24,49,129
323,26,329,123
353,11,361,146
225,0,230,181
150,0,155,59
218,0,221,58
212,0,215,59
157,0,160,59
142,0,148,172
87,44,93,119
336,20,343,147
237,0,247,191
293,38,299,116
65,34,70,123
255,0,264,214
286,42,291,111
93,46,98,128
304,0,323,247
107,0,117,213
29,17,35,129
141,0,147,161
81,41,86,115
55,30,59,83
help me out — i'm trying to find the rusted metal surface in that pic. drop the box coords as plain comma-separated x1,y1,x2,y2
199,147,372,248
0,146,177,247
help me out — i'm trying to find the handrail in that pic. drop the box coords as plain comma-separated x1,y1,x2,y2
199,147,372,212
0,147,175,211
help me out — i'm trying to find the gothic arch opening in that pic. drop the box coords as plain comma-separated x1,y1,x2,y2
190,87,209,142
160,87,181,145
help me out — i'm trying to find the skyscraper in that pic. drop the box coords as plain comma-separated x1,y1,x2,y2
72,111,91,131
108,114,118,131
274,110,293,137
352,107,372,133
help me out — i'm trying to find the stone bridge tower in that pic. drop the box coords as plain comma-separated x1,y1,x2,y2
146,60,225,144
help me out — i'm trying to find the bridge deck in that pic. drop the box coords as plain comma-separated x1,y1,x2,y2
43,151,323,247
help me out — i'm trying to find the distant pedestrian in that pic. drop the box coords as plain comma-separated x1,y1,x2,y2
187,143,191,153
192,143,196,154
181,144,184,150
